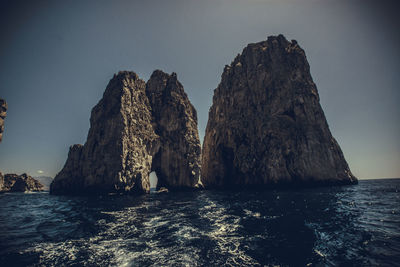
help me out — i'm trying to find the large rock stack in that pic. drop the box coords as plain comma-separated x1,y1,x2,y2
50,70,201,195
146,71,201,190
201,35,357,188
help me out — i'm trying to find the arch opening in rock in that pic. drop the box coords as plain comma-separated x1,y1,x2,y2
149,171,158,191
50,70,201,195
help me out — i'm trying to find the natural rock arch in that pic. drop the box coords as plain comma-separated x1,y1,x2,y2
50,70,201,195
146,70,201,190
149,171,158,189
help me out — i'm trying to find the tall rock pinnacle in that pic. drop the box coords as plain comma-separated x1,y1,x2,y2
201,35,357,188
146,71,201,189
50,71,201,195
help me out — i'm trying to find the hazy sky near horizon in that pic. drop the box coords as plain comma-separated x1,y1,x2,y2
0,0,399,179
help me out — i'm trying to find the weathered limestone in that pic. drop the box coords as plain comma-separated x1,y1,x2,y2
201,35,357,188
50,70,201,195
146,71,201,190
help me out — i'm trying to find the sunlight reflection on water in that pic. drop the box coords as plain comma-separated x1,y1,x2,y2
0,179,399,266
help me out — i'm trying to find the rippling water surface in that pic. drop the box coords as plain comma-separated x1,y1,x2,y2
0,179,399,266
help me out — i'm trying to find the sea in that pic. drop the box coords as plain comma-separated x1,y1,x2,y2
0,179,399,267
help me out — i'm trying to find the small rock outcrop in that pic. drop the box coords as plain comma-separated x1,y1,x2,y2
201,35,357,188
1,173,44,192
0,171,4,192
34,176,53,191
51,70,201,195
0,98,6,143
0,98,7,191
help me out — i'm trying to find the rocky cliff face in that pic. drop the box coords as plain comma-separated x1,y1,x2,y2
51,72,159,195
51,70,201,195
0,98,6,143
1,173,44,192
146,71,201,189
202,35,357,188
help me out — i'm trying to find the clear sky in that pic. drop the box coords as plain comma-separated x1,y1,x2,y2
0,0,399,179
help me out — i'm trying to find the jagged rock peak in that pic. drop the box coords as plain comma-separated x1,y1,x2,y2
147,71,184,98
201,34,357,188
50,70,201,195
0,98,7,143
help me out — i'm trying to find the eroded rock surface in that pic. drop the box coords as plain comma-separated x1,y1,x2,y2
51,70,200,195
201,35,357,188
146,71,201,190
1,173,44,192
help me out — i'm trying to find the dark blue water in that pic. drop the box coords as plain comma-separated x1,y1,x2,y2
0,179,399,267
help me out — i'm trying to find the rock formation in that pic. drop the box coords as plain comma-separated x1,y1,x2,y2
1,173,44,192
201,35,357,188
0,171,4,192
0,98,6,143
146,71,201,190
0,98,6,191
0,99,53,193
51,72,157,194
50,70,201,195
34,176,53,191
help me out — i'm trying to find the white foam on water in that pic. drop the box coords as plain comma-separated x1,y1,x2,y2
196,194,258,266
243,209,261,218
27,203,205,266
